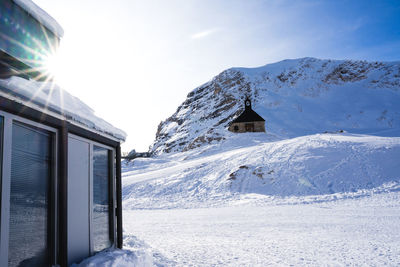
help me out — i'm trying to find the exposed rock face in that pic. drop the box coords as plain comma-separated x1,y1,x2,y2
149,57,400,155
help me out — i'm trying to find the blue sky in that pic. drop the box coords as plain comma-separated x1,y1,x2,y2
34,0,400,151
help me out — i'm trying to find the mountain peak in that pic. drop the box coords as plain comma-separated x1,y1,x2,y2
149,58,400,155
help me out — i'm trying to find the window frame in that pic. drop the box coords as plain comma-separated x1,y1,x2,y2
0,109,58,267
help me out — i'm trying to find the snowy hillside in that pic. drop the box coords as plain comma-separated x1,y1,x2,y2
108,131,400,266
123,133,400,209
150,57,400,154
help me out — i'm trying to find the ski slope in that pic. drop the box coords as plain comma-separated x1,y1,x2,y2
123,133,400,209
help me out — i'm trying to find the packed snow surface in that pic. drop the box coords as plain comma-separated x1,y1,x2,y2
124,192,400,266
13,0,64,37
118,133,400,266
0,76,126,141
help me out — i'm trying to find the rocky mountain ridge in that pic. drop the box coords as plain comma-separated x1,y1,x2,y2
150,57,400,154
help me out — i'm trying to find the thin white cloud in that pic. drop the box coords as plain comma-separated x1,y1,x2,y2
191,28,220,39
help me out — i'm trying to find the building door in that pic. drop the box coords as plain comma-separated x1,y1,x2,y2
67,136,90,265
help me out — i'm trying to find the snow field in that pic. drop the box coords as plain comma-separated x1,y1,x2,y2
123,192,400,266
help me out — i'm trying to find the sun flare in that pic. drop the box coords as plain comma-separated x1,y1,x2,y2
43,52,61,79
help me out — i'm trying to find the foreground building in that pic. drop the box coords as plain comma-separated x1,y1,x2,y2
228,97,266,133
0,1,125,266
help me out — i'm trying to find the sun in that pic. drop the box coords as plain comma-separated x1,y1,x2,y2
41,43,74,89
43,51,62,80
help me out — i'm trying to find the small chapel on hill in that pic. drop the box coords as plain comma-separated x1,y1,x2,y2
228,97,266,133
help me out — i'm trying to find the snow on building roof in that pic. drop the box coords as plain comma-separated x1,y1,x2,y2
0,76,126,142
13,0,64,38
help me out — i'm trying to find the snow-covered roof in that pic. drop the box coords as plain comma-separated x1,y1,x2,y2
13,0,64,38
0,76,126,142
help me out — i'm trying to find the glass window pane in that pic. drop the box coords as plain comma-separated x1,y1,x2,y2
93,146,112,252
8,122,51,267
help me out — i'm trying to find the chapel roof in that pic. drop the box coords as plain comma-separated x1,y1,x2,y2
231,98,265,123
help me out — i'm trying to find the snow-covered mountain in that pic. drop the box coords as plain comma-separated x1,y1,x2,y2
150,57,400,154
121,57,400,209
118,59,400,266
